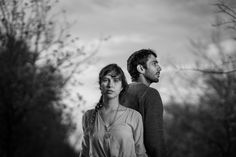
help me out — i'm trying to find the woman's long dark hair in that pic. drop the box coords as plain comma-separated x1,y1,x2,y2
88,64,128,133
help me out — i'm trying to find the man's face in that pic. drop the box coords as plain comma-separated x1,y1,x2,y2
143,54,161,83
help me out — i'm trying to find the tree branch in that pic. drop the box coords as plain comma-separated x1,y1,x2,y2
181,68,236,74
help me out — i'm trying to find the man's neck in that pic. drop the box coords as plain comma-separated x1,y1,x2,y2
136,76,151,86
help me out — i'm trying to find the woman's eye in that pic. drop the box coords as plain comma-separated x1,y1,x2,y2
102,79,108,82
114,79,120,82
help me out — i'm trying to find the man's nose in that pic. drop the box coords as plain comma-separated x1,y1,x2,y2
157,65,161,72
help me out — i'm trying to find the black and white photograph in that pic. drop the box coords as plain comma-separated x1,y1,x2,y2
0,0,236,157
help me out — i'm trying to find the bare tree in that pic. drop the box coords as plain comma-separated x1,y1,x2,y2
0,0,98,156
214,0,236,32
164,1,236,156
186,0,236,74
0,0,97,84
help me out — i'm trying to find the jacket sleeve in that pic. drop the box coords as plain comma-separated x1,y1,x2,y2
80,111,90,157
142,88,167,157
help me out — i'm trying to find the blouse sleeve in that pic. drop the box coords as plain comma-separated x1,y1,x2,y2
132,111,148,157
80,111,90,157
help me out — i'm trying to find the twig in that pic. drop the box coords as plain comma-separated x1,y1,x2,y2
181,68,236,74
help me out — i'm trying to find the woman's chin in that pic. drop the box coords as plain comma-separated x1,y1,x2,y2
104,94,119,99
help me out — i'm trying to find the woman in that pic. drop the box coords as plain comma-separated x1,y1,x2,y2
80,64,147,157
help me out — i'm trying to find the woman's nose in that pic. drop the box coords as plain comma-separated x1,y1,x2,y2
107,80,114,87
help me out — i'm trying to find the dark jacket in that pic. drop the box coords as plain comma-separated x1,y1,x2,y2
123,82,166,157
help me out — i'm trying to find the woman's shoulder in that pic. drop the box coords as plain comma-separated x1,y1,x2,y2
124,107,142,119
83,109,95,119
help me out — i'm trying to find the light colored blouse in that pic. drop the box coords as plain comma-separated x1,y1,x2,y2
80,107,147,157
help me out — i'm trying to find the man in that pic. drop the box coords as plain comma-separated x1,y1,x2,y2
123,49,166,157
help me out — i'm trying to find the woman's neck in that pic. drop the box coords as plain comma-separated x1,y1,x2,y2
102,97,120,111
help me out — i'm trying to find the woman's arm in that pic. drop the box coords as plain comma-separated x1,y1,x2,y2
80,112,90,157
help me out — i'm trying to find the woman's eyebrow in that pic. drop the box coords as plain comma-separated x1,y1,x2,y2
111,75,121,79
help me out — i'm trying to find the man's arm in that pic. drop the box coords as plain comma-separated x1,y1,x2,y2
142,88,166,157
132,111,148,157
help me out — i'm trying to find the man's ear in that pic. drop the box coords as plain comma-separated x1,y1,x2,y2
137,64,145,74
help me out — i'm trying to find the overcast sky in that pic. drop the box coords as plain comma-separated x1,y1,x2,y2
57,0,219,107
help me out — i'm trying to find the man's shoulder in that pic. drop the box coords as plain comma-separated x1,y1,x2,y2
128,83,160,95
146,86,160,95
128,82,147,90
125,83,147,97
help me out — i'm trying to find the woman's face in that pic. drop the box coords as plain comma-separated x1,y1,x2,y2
100,72,123,99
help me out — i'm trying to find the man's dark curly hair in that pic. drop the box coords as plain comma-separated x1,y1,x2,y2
127,49,157,81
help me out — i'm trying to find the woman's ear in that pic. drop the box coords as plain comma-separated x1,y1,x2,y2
137,64,145,74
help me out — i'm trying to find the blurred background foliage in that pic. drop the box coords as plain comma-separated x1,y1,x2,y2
164,0,236,157
0,0,88,156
